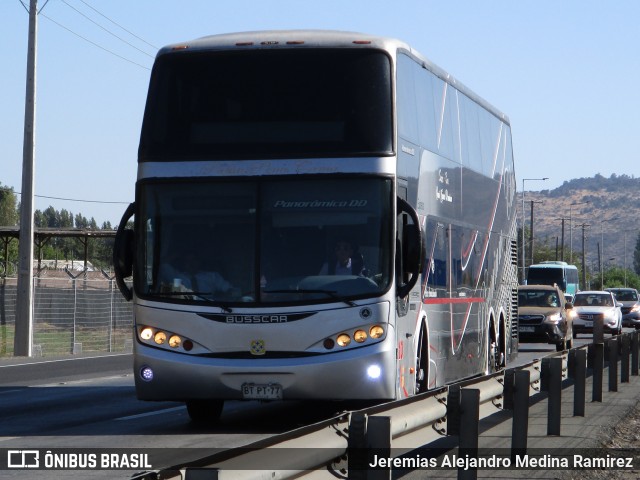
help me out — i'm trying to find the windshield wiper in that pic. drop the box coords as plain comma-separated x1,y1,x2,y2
156,291,233,312
265,289,356,306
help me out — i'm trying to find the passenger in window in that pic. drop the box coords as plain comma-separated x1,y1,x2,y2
159,252,232,294
319,239,365,276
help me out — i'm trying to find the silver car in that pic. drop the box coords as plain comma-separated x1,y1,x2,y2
606,288,640,329
571,290,622,337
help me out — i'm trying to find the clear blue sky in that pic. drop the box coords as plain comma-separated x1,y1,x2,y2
2,0,640,226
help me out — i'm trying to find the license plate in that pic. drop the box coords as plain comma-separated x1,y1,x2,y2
241,383,283,400
519,326,535,333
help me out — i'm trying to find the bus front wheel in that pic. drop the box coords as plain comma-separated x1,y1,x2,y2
186,399,224,424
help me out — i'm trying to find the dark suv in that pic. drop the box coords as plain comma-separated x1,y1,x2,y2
606,288,640,328
518,284,574,351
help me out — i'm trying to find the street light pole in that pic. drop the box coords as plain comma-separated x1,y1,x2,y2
521,177,548,282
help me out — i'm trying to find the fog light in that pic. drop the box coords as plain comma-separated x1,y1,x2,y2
140,366,154,382
337,334,351,347
183,339,194,351
140,327,153,340
369,325,384,339
354,330,367,343
154,331,167,345
367,365,382,379
169,335,182,348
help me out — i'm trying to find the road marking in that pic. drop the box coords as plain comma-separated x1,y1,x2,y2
0,353,130,368
115,406,185,421
0,389,26,395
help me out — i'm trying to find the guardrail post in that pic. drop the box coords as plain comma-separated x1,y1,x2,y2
367,416,391,480
632,330,639,376
541,357,550,392
348,412,368,479
609,337,618,392
503,369,515,410
593,318,604,344
184,469,219,480
567,348,576,379
511,369,530,459
621,334,630,383
547,357,562,436
574,349,586,417
447,385,461,436
592,343,603,402
458,388,480,480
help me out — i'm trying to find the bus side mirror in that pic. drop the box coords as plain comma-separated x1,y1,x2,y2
113,202,135,301
396,198,424,299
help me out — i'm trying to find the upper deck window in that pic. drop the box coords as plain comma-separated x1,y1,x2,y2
139,48,393,161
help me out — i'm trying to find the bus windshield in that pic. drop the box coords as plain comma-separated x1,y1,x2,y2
136,177,393,305
139,48,393,161
527,267,563,286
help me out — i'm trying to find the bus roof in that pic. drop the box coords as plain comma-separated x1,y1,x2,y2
157,30,510,126
529,262,578,269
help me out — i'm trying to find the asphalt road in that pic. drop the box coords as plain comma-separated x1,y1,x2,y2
0,333,622,479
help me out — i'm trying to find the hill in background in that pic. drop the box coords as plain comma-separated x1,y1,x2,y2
524,174,639,273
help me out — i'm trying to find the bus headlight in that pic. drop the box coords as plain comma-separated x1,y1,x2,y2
369,325,384,339
354,330,367,343
140,327,154,340
154,331,167,345
137,326,201,354
321,325,387,351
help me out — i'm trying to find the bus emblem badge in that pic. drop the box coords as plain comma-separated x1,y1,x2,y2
250,340,266,356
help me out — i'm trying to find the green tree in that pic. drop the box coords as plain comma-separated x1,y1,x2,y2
0,184,18,226
592,266,640,291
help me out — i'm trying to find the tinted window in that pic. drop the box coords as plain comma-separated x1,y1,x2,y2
136,177,393,305
140,49,393,161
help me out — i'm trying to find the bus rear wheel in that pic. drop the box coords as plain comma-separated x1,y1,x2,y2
186,399,224,424
415,324,429,394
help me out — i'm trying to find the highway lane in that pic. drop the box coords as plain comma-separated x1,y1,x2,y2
0,332,627,479
0,354,345,479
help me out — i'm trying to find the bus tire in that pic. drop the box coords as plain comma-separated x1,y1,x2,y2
415,322,429,394
487,318,505,374
186,399,224,424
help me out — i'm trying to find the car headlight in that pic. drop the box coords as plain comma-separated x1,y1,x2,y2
547,313,563,323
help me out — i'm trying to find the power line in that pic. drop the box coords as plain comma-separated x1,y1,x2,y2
60,0,155,59
0,186,130,205
76,0,159,51
40,12,151,70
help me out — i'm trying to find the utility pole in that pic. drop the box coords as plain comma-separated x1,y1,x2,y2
15,0,38,356
580,223,589,290
529,200,542,267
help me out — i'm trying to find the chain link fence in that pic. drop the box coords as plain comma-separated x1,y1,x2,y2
0,272,133,357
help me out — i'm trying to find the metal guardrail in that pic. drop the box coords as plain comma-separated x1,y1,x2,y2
135,330,640,480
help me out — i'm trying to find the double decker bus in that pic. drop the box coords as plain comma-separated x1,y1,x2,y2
114,30,519,423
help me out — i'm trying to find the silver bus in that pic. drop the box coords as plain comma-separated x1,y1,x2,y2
114,30,519,423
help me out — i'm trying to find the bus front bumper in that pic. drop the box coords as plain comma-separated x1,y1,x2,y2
133,340,397,402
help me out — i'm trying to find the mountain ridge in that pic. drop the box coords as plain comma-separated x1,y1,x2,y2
522,173,639,273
